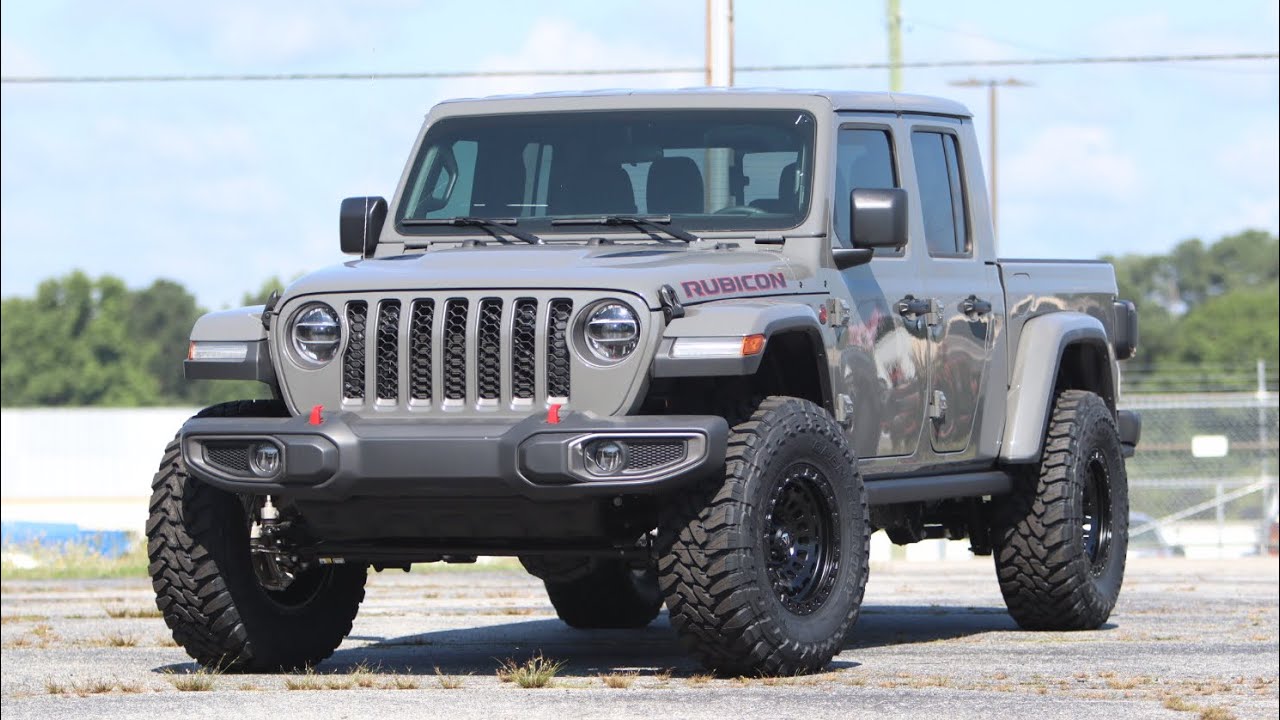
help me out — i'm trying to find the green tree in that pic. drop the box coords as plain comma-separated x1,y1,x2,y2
1,272,158,405
1106,229,1280,391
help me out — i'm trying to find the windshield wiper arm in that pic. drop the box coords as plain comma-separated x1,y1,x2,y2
402,216,541,245
551,215,698,243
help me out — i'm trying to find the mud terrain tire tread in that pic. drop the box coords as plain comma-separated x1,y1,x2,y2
147,400,367,671
993,390,1129,630
657,396,869,676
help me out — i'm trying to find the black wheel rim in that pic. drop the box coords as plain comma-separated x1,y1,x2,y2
764,463,840,615
1082,449,1113,574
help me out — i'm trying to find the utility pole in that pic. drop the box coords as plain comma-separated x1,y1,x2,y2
705,0,734,87
886,0,903,91
949,77,1029,242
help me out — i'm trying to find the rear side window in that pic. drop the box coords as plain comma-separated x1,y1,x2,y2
910,131,969,256
833,128,897,248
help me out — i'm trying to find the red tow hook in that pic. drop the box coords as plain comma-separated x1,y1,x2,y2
309,405,325,425
546,403,563,424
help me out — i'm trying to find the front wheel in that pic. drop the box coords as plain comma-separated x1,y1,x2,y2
147,400,367,671
658,396,869,676
992,390,1129,630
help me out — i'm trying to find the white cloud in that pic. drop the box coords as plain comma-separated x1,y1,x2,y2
1005,125,1139,200
436,18,702,101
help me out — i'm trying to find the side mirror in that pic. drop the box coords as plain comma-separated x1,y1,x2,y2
850,188,908,249
833,188,908,270
340,196,388,257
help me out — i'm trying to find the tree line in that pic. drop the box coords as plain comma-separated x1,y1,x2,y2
1,229,1275,406
1104,229,1278,392
1,273,281,407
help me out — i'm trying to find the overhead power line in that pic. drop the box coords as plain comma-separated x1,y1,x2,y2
1,51,1275,85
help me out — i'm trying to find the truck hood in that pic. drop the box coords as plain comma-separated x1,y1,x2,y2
283,245,804,309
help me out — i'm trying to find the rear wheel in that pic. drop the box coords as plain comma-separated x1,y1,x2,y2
658,396,869,676
992,390,1129,630
147,400,367,671
544,559,663,629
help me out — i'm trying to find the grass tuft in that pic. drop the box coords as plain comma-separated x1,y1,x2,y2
167,669,217,692
383,676,420,690
284,668,324,691
93,631,139,648
434,667,466,689
104,605,162,619
497,654,564,689
600,672,638,689
350,662,379,688
1,614,49,625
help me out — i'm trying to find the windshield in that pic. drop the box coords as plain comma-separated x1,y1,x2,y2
396,109,816,235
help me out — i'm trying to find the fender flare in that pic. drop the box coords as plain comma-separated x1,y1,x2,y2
651,302,827,380
1001,312,1116,463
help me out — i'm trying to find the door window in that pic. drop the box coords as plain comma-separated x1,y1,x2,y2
833,128,897,248
910,131,969,256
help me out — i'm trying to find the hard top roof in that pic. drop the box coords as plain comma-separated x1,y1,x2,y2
434,87,971,117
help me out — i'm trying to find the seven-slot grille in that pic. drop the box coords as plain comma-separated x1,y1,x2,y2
341,296,574,408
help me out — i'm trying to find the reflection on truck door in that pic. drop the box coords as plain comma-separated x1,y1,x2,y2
834,125,930,460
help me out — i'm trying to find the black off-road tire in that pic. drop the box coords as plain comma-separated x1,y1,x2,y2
658,396,869,676
992,390,1129,630
545,560,663,629
147,400,368,671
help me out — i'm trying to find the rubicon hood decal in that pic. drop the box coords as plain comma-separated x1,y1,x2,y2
681,272,789,299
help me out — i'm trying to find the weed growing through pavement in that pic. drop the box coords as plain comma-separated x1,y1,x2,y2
284,668,324,691
104,606,162,619
383,676,420,690
434,667,467,689
600,672,638,689
166,668,217,692
92,631,139,648
496,654,564,689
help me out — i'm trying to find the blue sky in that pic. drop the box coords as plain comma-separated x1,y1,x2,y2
2,0,1277,309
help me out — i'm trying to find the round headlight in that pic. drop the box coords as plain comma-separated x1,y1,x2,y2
290,303,341,366
583,302,639,363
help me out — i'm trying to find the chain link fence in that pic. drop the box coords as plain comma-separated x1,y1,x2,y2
1120,377,1279,558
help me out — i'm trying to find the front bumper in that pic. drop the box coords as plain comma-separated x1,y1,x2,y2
179,411,728,501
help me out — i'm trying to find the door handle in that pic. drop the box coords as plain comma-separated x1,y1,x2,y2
961,295,992,319
895,296,932,317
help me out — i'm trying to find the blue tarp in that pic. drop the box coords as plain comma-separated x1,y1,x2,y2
1,521,133,558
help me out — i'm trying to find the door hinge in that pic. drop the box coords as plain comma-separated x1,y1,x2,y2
824,298,849,328
835,393,855,429
923,298,942,328
928,390,948,421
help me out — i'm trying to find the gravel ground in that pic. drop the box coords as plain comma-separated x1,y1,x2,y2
1,557,1276,720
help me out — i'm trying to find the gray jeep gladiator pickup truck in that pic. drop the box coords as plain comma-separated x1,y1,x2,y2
151,88,1141,676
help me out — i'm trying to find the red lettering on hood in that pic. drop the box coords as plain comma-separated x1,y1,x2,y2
680,272,789,300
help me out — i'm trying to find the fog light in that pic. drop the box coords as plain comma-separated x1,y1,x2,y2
250,443,281,477
584,440,627,476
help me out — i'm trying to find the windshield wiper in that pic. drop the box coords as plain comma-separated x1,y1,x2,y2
551,215,698,243
401,216,541,245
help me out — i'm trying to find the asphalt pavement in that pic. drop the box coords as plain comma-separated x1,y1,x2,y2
2,557,1276,719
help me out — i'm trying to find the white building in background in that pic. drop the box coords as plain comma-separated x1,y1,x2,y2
1,407,196,534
